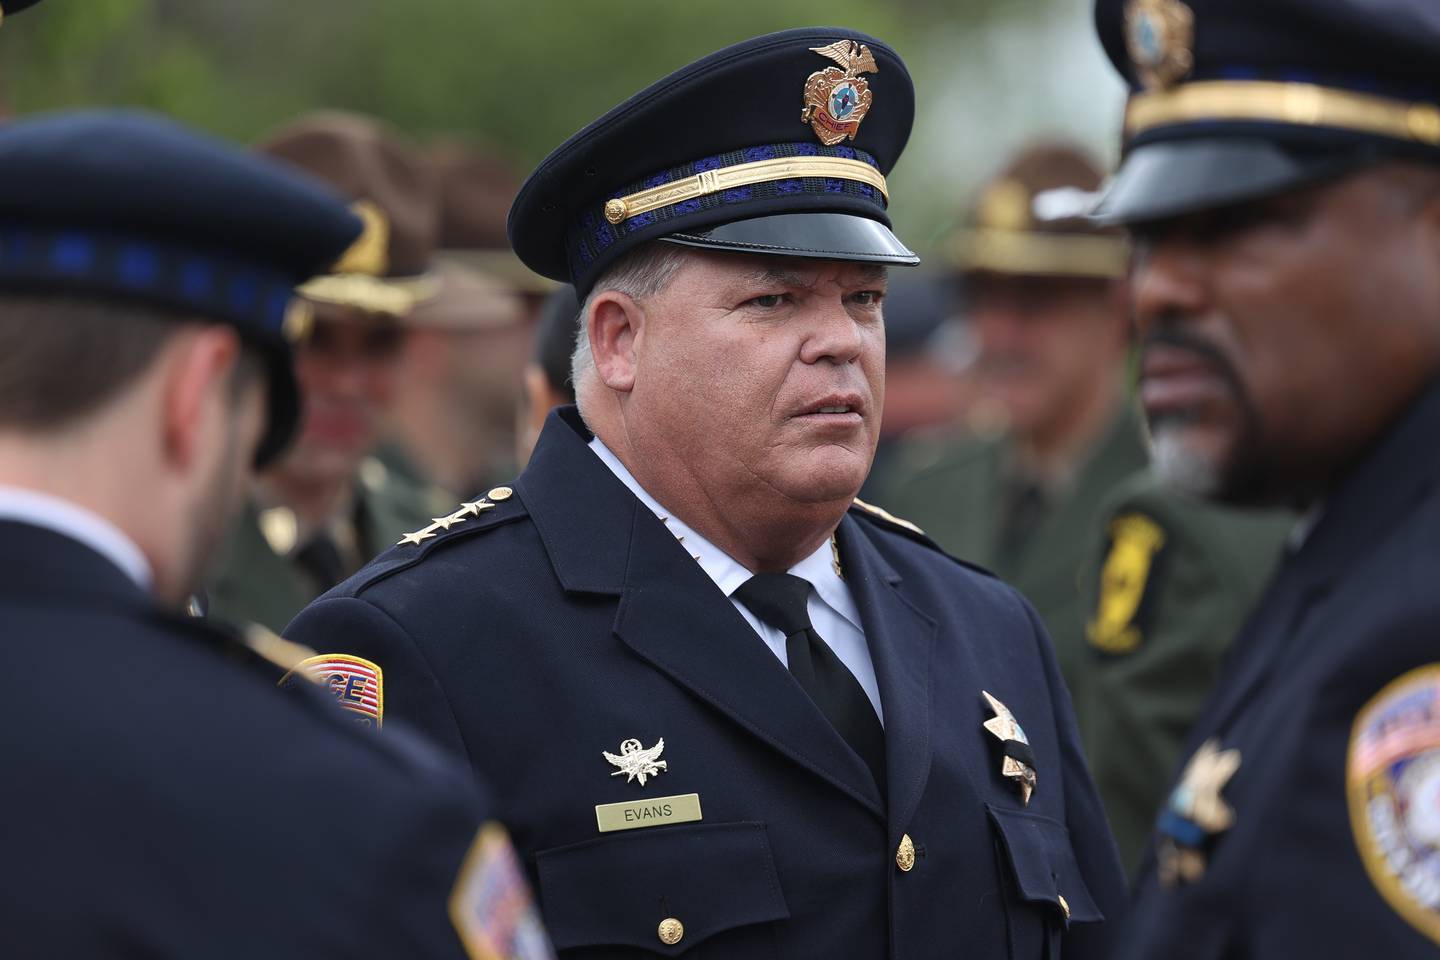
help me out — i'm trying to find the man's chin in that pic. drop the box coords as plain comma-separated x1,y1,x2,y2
1149,427,1228,500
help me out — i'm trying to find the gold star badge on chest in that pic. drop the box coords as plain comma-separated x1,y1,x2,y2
1157,738,1241,885
982,690,1037,806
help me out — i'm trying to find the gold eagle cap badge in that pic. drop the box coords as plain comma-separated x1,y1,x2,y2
801,40,878,146
1124,0,1195,90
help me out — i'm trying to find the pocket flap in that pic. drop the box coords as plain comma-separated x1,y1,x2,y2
535,821,789,954
987,804,1104,927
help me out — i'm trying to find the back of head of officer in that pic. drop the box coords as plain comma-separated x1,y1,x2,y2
1095,0,1440,508
509,29,919,572
0,111,360,607
952,144,1130,449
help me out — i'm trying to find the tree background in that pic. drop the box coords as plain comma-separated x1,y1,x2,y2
0,0,1125,256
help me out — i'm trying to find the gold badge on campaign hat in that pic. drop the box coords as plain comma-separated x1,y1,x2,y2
1125,0,1195,90
801,40,878,146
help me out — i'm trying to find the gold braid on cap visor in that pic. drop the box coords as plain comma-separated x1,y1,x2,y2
603,156,889,224
1126,80,1440,147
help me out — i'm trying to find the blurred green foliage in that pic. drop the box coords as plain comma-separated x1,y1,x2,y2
0,0,1110,253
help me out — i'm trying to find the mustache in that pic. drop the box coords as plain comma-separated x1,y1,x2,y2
1139,328,1243,393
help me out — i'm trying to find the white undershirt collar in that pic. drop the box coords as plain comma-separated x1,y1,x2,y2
0,485,153,591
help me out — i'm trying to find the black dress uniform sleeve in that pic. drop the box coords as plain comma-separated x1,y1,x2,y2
289,594,471,762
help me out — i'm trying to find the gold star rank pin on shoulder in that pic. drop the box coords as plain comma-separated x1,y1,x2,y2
801,40,878,145
397,486,512,546
603,737,668,786
983,690,1037,805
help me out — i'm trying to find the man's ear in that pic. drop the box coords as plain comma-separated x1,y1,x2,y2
160,326,241,470
588,290,644,393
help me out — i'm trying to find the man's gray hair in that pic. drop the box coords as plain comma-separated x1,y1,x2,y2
571,243,689,413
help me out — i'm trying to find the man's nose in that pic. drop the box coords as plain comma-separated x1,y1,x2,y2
1131,233,1210,337
801,297,866,365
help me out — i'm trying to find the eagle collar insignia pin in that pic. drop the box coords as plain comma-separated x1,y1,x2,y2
603,737,668,786
1157,737,1241,886
983,690,1037,805
801,40,877,146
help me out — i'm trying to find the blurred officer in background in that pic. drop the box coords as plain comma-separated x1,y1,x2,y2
880,143,1143,688
1074,469,1292,874
1094,0,1440,954
0,110,549,959
206,112,451,633
385,259,527,495
394,140,557,491
288,28,1127,958
516,283,579,468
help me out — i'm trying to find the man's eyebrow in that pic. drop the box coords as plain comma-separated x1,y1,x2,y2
748,266,812,287
744,264,890,286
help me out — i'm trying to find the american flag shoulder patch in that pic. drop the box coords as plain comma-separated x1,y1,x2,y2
449,823,554,960
280,653,384,729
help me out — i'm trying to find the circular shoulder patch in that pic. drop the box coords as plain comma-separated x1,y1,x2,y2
1347,664,1440,945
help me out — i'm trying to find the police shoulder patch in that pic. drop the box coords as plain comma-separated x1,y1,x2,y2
1347,664,1440,946
279,653,384,729
449,823,554,960
1086,511,1167,656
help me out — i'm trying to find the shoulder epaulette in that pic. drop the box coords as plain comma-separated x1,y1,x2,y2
849,497,996,579
345,485,528,594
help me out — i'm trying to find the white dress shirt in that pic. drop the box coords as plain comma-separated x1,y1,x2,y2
588,438,883,723
0,484,153,591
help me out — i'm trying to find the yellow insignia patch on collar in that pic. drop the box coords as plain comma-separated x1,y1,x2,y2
280,653,384,729
449,823,554,960
1087,512,1167,655
1347,664,1440,946
852,497,925,536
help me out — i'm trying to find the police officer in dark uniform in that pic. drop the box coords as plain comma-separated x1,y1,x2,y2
1092,0,1440,954
0,111,550,958
287,28,1127,958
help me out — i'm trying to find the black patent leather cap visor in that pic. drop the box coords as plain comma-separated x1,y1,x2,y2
1092,138,1376,226
659,212,920,266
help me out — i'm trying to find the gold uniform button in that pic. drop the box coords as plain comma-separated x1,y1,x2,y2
896,833,916,872
657,917,684,945
487,485,513,502
1058,894,1071,920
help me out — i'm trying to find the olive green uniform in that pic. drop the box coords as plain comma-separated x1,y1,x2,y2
1073,469,1293,875
207,459,450,633
877,403,1148,688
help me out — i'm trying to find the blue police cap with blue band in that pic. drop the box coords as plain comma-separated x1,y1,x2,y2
1093,0,1440,224
509,27,920,296
0,110,363,466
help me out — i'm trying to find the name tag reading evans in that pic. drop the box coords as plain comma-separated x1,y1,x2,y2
595,793,703,833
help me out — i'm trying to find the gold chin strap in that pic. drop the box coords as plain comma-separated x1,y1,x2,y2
603,155,888,225
1127,79,1440,147
950,228,1129,279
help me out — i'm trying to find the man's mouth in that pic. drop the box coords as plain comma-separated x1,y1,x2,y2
1140,343,1233,421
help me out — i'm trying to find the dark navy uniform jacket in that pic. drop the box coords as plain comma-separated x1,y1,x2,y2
1120,380,1440,957
287,407,1127,958
0,520,488,958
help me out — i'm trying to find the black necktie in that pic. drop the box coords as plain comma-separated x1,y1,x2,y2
734,572,887,795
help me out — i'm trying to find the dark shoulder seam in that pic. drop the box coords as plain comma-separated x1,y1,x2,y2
848,498,997,579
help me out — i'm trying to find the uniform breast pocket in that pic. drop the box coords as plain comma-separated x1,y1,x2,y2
988,804,1103,960
534,821,790,959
